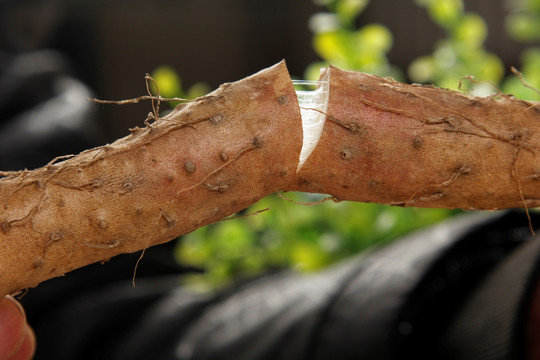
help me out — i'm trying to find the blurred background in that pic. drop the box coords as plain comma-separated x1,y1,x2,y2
1,0,540,288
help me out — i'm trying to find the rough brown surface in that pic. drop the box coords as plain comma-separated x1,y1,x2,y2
294,66,540,210
0,61,302,295
2,62,540,295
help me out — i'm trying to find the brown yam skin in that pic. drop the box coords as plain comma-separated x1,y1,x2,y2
3,62,540,295
294,65,540,210
0,61,302,295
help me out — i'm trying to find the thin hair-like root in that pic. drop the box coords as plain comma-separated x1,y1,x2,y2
132,139,261,285
132,248,146,288
88,72,193,129
173,142,258,201
220,207,271,222
458,75,503,96
12,289,28,299
512,66,540,98
87,95,191,105
145,73,160,123
302,107,360,132
277,191,339,206
511,136,535,235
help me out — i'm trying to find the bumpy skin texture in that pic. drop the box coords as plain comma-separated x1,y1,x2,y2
294,66,540,210
2,62,540,295
0,61,302,295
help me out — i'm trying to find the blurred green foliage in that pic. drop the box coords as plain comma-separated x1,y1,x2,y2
506,0,540,42
306,0,402,80
152,0,540,288
151,65,210,106
178,194,457,288
503,0,540,99
502,48,540,99
408,0,505,92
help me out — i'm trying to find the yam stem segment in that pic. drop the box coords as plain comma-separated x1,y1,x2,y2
294,65,540,210
2,61,540,295
0,61,302,295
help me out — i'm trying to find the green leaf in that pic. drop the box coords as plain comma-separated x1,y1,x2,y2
313,30,350,66
336,0,369,25
187,82,210,99
408,56,437,83
475,53,504,83
453,13,487,48
152,65,182,98
291,242,330,271
530,0,540,12
429,0,464,27
356,23,393,53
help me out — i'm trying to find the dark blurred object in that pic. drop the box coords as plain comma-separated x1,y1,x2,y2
0,0,64,52
20,211,540,360
0,0,101,170
0,49,101,170
0,0,321,141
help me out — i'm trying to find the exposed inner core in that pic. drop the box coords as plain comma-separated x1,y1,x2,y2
293,74,329,172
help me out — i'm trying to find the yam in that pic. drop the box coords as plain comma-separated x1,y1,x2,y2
1,61,539,295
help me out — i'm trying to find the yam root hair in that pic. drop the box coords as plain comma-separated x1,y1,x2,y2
0,61,302,295
294,66,540,211
0,61,538,295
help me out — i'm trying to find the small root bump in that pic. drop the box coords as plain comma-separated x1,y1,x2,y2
277,95,289,104
99,220,109,230
184,160,197,174
340,149,353,160
209,114,223,124
1,221,11,234
49,231,63,242
253,136,263,148
161,212,176,229
119,182,135,194
203,182,229,193
33,258,44,269
129,126,143,135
